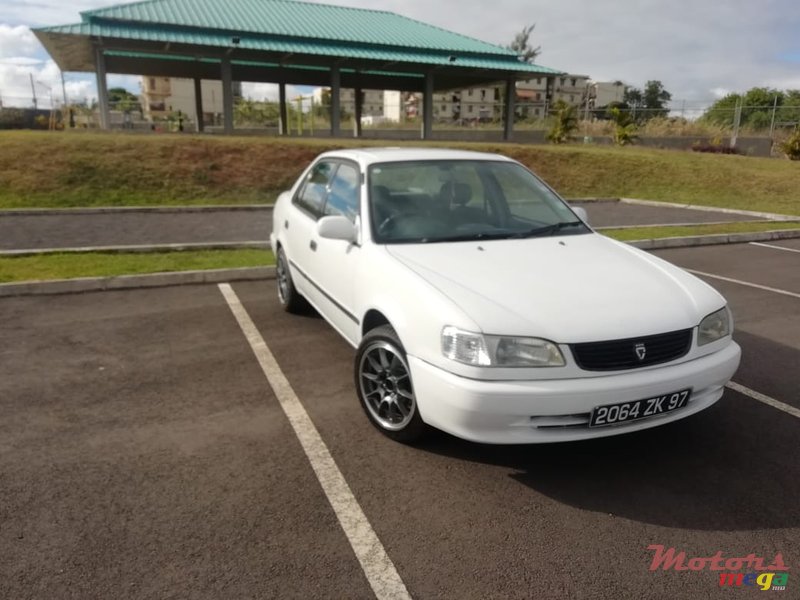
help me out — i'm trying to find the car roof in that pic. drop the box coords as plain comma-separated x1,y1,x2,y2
318,147,516,165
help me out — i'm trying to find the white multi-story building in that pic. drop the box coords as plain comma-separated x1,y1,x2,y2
515,73,591,118
311,87,386,118
589,81,626,109
140,76,242,124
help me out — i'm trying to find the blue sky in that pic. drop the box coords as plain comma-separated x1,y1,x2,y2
1,0,799,111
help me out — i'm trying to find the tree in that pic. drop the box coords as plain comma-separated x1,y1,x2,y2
509,24,541,63
547,100,578,144
642,80,671,118
623,81,670,121
107,87,140,113
700,87,800,130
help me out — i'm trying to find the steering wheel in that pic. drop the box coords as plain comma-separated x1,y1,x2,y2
378,212,404,233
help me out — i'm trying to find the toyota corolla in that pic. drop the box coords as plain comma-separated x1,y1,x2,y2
269,148,741,444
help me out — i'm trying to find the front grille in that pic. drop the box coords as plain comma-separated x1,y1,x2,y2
571,328,693,371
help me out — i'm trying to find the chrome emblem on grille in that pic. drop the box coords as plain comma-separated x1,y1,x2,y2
635,343,646,361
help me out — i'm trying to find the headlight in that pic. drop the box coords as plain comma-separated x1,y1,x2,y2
697,306,732,346
441,326,565,367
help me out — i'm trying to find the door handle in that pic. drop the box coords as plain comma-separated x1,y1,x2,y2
309,240,317,251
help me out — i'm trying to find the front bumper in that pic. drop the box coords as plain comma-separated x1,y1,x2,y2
409,341,741,444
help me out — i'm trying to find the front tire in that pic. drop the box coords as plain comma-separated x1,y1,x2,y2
276,247,306,314
355,325,427,443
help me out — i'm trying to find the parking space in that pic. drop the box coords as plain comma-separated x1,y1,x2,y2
574,201,760,228
1,241,797,599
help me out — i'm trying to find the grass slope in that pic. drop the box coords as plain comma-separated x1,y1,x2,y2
0,248,274,283
603,221,800,241
1,131,798,214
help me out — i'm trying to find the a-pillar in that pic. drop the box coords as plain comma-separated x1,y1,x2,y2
94,47,110,130
193,77,204,132
422,72,434,140
221,57,234,135
503,77,516,141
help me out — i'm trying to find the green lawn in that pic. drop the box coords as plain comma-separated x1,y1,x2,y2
1,131,798,215
603,221,800,241
0,248,274,283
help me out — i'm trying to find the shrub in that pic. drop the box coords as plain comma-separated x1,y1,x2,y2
780,128,800,160
546,100,578,144
691,139,741,155
609,107,637,146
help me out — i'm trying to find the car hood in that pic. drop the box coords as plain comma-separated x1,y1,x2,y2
386,233,725,343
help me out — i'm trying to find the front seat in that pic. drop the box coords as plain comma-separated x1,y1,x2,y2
439,181,483,224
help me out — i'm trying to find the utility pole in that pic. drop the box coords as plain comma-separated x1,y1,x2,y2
730,98,742,149
769,94,779,138
29,73,37,109
60,71,68,108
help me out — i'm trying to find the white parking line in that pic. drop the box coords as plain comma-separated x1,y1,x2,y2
218,283,411,600
726,381,800,420
749,241,800,254
685,269,800,300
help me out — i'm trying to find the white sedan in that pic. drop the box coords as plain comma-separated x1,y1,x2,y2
270,148,741,444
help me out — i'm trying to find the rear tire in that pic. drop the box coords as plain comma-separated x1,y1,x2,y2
276,247,306,314
355,325,427,443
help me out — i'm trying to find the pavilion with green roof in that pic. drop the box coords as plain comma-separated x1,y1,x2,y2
33,0,562,139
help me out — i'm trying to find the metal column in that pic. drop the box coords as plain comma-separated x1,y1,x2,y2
221,57,234,135
279,83,288,135
193,77,204,132
94,47,110,130
423,72,434,140
503,77,516,141
354,87,362,137
330,65,341,137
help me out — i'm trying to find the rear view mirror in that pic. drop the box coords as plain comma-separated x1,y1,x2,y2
572,205,589,225
317,215,357,243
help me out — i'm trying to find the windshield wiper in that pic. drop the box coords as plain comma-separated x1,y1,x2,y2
511,220,585,239
421,231,518,243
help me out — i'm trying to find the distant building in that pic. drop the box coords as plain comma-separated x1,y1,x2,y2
516,73,591,118
311,87,386,118
140,76,242,124
589,81,626,109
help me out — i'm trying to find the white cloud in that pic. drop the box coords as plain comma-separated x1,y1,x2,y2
711,88,731,99
241,82,306,103
0,23,37,56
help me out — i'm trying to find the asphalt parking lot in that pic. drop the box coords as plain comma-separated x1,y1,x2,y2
0,201,764,251
1,241,797,599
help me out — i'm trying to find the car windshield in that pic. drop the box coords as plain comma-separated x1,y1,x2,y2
368,160,589,244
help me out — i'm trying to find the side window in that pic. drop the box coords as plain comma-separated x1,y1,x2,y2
323,163,360,222
294,161,336,218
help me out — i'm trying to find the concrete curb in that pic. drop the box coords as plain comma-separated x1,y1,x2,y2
0,266,275,298
0,241,270,257
595,220,788,231
620,198,798,221
626,228,800,250
3,230,799,298
0,204,272,216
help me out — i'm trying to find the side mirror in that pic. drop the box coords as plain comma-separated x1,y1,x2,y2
571,205,589,225
317,215,357,243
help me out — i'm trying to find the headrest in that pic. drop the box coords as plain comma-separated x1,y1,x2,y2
440,181,472,206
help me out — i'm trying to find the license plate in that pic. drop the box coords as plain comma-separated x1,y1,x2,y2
589,388,691,427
